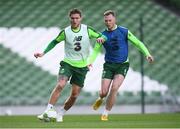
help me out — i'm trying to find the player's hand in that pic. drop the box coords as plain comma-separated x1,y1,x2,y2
96,37,105,44
146,55,154,63
87,64,93,71
34,52,44,58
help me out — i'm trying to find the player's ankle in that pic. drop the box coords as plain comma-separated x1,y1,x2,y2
102,109,109,116
99,97,103,100
46,103,54,111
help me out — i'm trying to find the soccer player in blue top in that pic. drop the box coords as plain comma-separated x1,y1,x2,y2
92,10,154,121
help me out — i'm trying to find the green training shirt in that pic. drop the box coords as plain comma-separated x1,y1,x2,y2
43,24,106,67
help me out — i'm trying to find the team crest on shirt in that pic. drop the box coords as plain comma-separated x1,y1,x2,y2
59,68,65,74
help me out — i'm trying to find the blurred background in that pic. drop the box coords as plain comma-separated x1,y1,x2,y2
0,0,179,115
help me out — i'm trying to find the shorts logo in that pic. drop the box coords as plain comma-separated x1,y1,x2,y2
60,68,65,73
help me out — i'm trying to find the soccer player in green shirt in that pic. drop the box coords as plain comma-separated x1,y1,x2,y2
34,8,106,122
92,10,154,121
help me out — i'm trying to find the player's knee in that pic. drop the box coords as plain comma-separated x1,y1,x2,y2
100,91,108,98
111,86,118,94
58,79,67,86
71,91,80,99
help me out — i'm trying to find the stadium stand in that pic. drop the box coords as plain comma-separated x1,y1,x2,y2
154,0,180,15
0,0,179,105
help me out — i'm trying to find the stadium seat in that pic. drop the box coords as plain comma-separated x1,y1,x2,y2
0,0,179,105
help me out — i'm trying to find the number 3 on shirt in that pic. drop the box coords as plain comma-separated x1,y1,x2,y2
74,42,81,51
73,36,82,51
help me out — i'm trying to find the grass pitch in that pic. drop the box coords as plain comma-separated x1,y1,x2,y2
0,113,180,128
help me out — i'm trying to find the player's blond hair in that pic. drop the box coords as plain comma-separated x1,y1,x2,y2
104,10,116,17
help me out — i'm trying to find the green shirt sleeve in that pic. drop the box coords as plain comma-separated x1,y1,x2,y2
88,27,101,38
43,30,65,54
55,30,65,42
87,27,107,40
43,39,59,54
87,42,102,64
87,27,107,64
128,30,151,56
